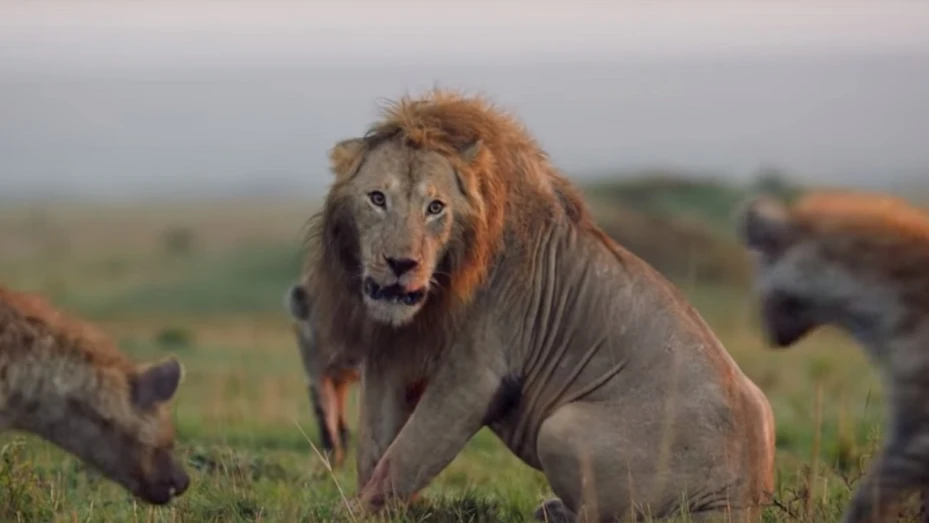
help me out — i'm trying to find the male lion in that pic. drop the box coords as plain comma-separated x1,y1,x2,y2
301,90,775,522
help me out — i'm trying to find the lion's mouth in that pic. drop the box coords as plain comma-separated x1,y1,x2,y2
363,277,426,306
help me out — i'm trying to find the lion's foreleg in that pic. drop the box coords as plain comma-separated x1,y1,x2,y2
355,363,414,490
356,364,501,510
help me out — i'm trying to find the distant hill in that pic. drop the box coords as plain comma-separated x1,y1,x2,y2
580,172,805,287
580,175,757,287
590,203,751,287
583,170,800,237
582,172,929,288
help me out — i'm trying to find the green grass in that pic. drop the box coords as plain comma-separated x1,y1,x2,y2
58,242,305,320
0,197,925,522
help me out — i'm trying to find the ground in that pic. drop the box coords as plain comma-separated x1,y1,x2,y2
0,181,925,522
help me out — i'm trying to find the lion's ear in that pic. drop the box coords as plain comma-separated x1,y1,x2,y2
329,138,366,178
736,195,794,255
458,139,482,164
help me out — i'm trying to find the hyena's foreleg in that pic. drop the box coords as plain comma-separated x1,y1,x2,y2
335,378,354,450
842,434,929,523
317,376,346,467
309,384,334,453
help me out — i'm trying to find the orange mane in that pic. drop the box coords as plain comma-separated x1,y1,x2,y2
303,89,612,353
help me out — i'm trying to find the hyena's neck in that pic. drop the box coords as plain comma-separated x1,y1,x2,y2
839,292,923,364
876,321,929,391
0,350,106,458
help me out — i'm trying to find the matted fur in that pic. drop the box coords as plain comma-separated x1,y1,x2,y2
304,90,776,521
302,88,622,354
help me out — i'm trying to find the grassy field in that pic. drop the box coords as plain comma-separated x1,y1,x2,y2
0,184,923,522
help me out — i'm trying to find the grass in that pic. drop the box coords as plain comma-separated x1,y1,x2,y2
0,192,925,522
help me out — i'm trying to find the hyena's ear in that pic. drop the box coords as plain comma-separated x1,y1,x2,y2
736,195,794,255
328,138,366,179
132,357,185,410
284,283,312,321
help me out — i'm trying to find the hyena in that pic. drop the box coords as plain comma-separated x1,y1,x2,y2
0,286,190,505
737,190,929,523
284,283,359,468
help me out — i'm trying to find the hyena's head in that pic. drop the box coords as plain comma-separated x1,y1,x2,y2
284,283,361,375
735,193,920,349
284,283,315,350
75,356,190,505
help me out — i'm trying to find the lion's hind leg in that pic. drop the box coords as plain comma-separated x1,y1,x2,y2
682,507,759,523
532,499,755,523
535,402,639,523
534,401,743,523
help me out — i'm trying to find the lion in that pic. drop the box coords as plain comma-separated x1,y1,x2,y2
301,89,776,522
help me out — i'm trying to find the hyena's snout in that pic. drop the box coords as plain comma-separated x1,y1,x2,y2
168,460,190,497
138,449,190,505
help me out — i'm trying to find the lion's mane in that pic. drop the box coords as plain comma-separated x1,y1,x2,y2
301,89,624,356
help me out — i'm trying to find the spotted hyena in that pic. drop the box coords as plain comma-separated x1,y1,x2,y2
0,286,190,505
737,190,929,523
284,283,359,468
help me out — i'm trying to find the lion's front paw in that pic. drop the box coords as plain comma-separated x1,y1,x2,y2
336,497,368,520
336,490,397,520
534,498,576,523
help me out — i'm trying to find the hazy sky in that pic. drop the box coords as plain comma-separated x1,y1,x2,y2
2,1,929,201
4,0,929,68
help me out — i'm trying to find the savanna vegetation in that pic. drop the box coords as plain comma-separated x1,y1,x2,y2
1,173,926,522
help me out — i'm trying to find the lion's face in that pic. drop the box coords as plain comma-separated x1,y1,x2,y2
343,140,465,326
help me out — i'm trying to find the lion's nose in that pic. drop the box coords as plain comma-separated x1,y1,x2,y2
385,256,419,276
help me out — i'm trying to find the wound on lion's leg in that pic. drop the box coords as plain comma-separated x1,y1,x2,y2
404,378,428,408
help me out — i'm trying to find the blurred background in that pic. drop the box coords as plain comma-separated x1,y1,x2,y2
4,0,929,201
2,2,929,521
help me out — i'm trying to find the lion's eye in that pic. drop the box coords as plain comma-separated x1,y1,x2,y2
369,191,386,207
427,200,445,215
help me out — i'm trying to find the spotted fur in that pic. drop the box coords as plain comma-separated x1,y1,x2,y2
0,286,189,505
737,190,929,523
284,283,359,468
